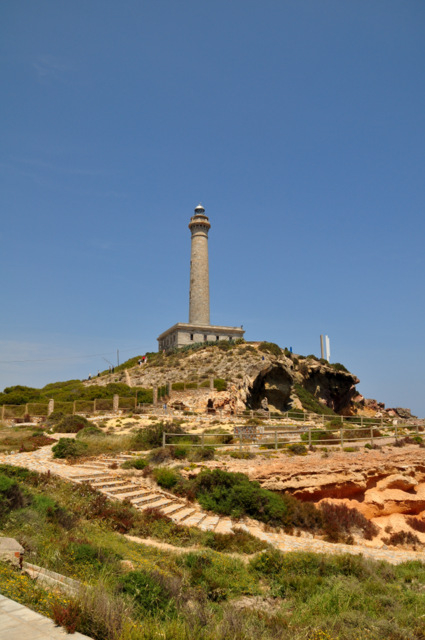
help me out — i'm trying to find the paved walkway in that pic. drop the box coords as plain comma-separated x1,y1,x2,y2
0,594,92,640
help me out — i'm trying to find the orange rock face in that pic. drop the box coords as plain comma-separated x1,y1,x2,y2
200,445,425,546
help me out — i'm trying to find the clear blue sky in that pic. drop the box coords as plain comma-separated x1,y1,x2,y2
1,1,424,416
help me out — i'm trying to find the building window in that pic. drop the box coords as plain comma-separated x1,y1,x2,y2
204,334,207,341
190,334,193,341
216,336,219,341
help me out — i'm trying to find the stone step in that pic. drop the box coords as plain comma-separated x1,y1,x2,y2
139,497,175,510
170,507,197,523
198,516,220,531
78,464,110,470
184,512,207,527
91,479,130,488
131,493,164,506
214,518,234,534
111,488,154,499
103,483,137,494
72,473,110,482
161,502,188,516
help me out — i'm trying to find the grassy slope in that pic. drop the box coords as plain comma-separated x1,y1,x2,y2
1,465,425,639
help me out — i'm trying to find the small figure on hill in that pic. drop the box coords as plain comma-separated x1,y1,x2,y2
88,374,92,380
97,370,100,377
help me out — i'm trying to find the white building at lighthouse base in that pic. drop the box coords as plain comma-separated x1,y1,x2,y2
157,323,245,352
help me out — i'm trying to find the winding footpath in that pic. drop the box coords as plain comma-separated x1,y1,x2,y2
1,445,424,566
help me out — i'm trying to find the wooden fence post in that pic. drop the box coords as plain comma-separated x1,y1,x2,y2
201,433,205,448
239,434,242,452
48,399,54,416
274,431,278,450
308,427,312,448
162,431,166,447
340,428,344,448
370,426,374,447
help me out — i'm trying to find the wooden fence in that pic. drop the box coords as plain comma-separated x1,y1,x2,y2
163,422,423,451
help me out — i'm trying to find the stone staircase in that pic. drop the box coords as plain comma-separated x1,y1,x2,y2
68,455,235,532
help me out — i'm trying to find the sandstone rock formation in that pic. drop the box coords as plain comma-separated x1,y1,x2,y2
84,343,363,416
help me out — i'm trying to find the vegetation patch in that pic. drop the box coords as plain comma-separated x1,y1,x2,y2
294,384,336,416
52,438,88,459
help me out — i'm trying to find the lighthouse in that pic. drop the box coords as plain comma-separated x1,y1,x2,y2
157,204,245,351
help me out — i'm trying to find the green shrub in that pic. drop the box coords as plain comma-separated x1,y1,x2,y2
294,383,336,416
188,446,215,462
205,528,267,554
76,425,104,438
181,551,257,601
132,422,185,450
214,378,227,391
194,469,288,523
0,474,29,515
153,468,179,489
230,451,256,459
53,415,91,433
287,444,308,456
332,362,349,373
258,342,282,357
52,438,88,459
172,444,190,459
119,570,172,614
121,457,149,470
147,447,173,464
301,429,337,444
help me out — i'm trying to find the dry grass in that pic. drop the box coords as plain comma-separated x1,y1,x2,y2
0,424,51,453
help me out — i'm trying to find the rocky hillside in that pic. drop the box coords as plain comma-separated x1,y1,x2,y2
85,341,367,416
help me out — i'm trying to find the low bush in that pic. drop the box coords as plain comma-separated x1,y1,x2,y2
153,467,179,489
121,457,149,470
331,362,349,372
205,528,267,554
51,600,81,634
214,378,227,391
172,444,190,459
320,501,379,542
52,415,91,433
52,438,88,459
0,474,29,515
119,569,173,615
287,444,307,456
147,447,173,464
76,425,105,438
258,342,282,357
131,422,185,449
229,451,256,459
189,446,215,462
294,383,336,416
301,429,337,444
382,530,422,547
406,516,425,534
